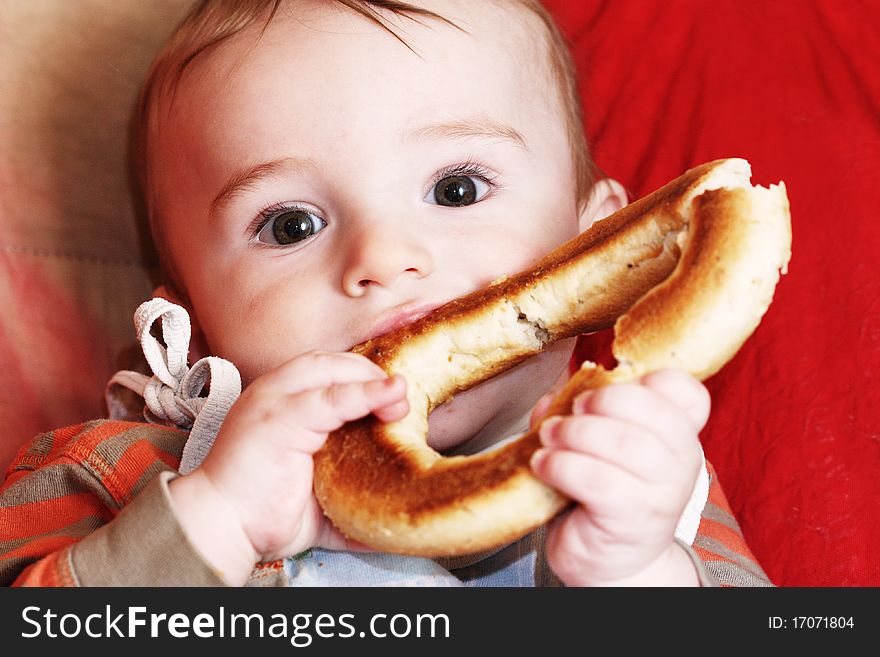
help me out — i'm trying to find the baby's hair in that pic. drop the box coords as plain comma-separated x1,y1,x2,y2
134,0,597,290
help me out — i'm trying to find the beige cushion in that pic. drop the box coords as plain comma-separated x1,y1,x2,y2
0,0,193,475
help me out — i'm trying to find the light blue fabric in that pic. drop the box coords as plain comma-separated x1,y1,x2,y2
283,527,561,587
284,550,463,587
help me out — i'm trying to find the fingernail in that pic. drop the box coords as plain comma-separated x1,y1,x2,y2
530,448,548,471
539,416,562,445
385,374,406,390
368,377,397,396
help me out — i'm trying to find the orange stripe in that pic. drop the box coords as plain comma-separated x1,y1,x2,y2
4,534,78,562
41,426,77,459
15,559,60,586
156,448,179,470
705,463,738,515
694,544,736,566
0,468,34,487
0,493,112,539
112,439,180,499
73,421,143,455
254,560,284,573
14,550,76,587
696,516,758,563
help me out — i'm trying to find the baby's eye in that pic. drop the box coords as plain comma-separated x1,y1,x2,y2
256,208,327,246
425,175,491,207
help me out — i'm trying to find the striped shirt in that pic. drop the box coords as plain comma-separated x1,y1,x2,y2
0,420,772,587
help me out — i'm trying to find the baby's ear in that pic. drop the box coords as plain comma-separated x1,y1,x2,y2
151,285,211,364
578,178,629,233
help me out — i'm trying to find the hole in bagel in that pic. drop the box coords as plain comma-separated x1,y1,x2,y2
428,340,577,457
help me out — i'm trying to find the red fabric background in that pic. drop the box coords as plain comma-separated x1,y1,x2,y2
544,0,880,585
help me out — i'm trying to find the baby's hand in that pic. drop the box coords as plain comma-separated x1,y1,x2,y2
530,370,709,586
168,351,408,585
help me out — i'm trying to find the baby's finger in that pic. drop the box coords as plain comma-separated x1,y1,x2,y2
372,396,410,423
258,351,389,395
572,384,696,455
274,375,408,448
538,414,675,482
639,370,711,432
530,447,639,510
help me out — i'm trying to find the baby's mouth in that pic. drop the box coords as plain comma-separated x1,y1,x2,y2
359,301,445,345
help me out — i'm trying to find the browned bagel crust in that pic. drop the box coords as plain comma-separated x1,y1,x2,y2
313,158,792,556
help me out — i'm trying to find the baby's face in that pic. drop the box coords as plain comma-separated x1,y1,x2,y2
154,1,588,449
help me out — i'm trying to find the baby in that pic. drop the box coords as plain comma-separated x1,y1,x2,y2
0,0,770,587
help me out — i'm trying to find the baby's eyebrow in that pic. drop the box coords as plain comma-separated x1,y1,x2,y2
211,156,314,213
406,118,528,149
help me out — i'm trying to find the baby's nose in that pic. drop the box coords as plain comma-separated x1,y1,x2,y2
341,223,434,296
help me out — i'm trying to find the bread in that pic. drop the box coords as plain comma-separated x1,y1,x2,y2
312,158,792,556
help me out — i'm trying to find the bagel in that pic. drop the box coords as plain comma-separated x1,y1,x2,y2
313,158,792,557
